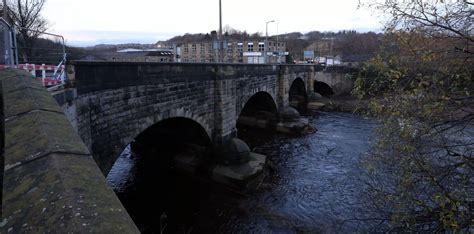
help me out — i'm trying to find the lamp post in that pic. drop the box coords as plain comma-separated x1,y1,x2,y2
218,0,223,63
3,0,7,19
265,20,275,64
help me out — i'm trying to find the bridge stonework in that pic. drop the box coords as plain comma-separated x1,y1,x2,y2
0,63,355,232
68,62,331,174
316,66,358,95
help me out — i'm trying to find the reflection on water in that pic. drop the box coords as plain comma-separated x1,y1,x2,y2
107,111,377,233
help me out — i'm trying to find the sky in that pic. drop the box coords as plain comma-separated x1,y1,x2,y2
42,0,385,47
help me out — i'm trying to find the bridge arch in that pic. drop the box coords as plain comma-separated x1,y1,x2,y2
237,86,278,118
314,81,334,97
237,91,279,132
289,77,308,111
129,117,213,160
238,91,278,119
101,108,213,175
107,116,214,231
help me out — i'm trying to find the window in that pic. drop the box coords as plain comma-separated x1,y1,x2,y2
183,45,189,53
209,44,214,53
237,43,243,52
192,44,196,53
247,43,254,52
227,43,233,53
201,44,206,52
258,43,264,52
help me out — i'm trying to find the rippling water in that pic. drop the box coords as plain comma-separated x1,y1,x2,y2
107,111,377,233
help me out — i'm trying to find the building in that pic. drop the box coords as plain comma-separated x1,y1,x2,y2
177,39,287,64
108,48,174,62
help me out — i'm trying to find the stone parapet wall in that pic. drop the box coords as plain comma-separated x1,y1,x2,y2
0,69,138,233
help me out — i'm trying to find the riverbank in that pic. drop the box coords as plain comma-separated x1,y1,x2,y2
308,95,370,114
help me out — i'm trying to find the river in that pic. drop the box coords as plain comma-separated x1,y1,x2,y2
107,111,377,233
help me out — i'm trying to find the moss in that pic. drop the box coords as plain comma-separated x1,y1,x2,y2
5,111,90,167
2,154,139,233
4,87,62,118
0,71,47,93
1,69,139,233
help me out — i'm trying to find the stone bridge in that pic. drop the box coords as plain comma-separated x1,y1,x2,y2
65,62,355,175
1,62,355,232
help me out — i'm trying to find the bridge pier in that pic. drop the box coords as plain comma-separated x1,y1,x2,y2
211,67,267,187
277,106,314,134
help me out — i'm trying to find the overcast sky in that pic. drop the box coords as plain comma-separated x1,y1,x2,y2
43,0,384,46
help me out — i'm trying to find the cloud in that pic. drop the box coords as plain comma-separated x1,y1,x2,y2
53,30,176,47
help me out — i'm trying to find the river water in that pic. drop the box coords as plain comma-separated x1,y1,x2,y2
107,111,377,233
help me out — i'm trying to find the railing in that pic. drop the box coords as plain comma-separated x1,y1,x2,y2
1,17,67,91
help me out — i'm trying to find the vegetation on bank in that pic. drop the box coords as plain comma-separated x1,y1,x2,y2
353,0,473,231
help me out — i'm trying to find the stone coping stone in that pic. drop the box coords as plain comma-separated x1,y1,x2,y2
4,87,63,119
0,69,139,233
2,153,138,233
0,70,45,92
4,110,90,169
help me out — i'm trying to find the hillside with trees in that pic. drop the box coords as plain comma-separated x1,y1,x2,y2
164,29,383,63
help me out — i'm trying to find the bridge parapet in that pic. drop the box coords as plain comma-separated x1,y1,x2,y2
0,69,138,233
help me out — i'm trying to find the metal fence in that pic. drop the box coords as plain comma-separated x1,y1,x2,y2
1,17,67,90
0,17,17,66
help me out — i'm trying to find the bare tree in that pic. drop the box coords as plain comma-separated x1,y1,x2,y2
353,0,473,232
360,0,473,53
4,0,48,62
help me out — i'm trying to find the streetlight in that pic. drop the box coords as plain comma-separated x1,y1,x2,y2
3,0,7,19
218,0,223,63
265,20,275,64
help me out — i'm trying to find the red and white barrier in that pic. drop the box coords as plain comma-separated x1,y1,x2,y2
0,63,65,87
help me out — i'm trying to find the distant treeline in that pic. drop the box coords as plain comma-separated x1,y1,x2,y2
28,30,383,63
165,29,384,62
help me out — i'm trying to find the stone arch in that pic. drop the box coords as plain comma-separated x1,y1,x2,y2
237,91,279,124
238,87,278,118
289,77,308,111
104,108,213,175
130,117,213,158
125,107,212,149
236,91,279,135
106,116,214,230
314,81,335,97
